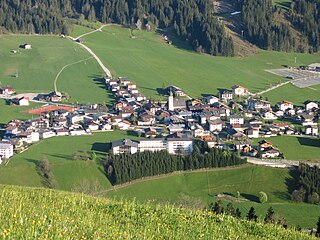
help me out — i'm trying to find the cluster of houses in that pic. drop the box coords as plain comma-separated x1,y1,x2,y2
0,78,319,161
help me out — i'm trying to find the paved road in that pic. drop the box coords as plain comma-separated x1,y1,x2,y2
246,157,320,168
256,80,291,95
67,25,113,77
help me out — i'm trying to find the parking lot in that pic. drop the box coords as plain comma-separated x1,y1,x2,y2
266,68,320,88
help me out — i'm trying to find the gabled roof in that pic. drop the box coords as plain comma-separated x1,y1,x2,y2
112,139,138,148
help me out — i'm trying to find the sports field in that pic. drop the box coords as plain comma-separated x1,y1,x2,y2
82,25,320,104
108,165,320,228
0,35,112,104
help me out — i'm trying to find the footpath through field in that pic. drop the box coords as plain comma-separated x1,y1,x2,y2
54,57,93,93
67,25,114,78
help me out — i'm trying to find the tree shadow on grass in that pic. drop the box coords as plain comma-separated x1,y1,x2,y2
46,153,73,161
297,137,320,148
91,142,108,154
156,28,194,53
240,193,260,203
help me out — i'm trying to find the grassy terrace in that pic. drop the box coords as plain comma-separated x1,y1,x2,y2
0,99,43,127
0,131,140,190
0,185,315,239
0,35,112,104
82,25,320,104
107,165,320,228
252,136,320,162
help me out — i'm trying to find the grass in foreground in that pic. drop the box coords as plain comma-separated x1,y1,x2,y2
84,25,320,104
107,165,320,228
0,185,315,239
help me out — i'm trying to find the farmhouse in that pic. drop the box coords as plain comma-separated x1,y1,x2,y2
0,142,14,159
220,91,233,100
277,100,294,111
305,101,318,111
23,43,32,49
112,139,139,155
232,85,248,96
18,97,29,106
262,149,280,158
248,99,271,111
0,86,15,95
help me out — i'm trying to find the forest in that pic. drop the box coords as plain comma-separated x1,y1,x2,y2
103,142,246,185
0,0,233,56
292,164,320,204
0,0,318,56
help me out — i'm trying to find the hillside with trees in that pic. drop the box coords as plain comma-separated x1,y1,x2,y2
0,0,233,56
103,142,246,185
0,0,319,56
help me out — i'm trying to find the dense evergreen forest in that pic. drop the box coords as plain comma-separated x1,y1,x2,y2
0,0,233,56
103,142,246,185
239,0,319,52
291,0,320,52
241,0,295,52
0,0,319,55
292,164,320,204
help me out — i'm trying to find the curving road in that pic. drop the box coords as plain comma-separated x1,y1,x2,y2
67,24,112,77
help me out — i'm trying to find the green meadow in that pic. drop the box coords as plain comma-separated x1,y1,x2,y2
0,99,43,126
108,165,320,228
252,136,320,162
0,131,140,191
1,185,313,240
82,25,319,104
0,35,112,104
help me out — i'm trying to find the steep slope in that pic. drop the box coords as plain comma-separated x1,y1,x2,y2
0,185,316,239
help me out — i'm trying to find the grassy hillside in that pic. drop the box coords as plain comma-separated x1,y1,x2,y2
0,35,112,104
252,136,320,162
108,165,320,228
0,185,315,239
83,25,320,104
0,131,139,191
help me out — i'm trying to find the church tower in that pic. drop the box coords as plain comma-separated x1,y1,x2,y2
168,91,174,111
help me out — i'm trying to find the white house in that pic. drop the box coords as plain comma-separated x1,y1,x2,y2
245,127,259,138
262,149,280,158
167,138,193,155
305,101,318,111
1,86,15,95
229,115,244,125
112,139,138,155
262,111,277,120
0,142,14,159
248,99,271,110
139,139,166,152
208,119,223,132
305,126,318,136
40,130,56,139
277,101,294,111
70,130,87,136
23,44,32,49
18,97,29,106
232,85,248,96
206,96,219,105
